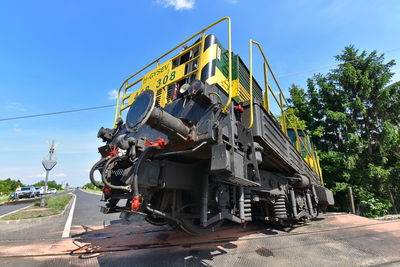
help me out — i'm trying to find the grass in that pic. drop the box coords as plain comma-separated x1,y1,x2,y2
0,195,11,204
1,193,73,220
41,193,73,212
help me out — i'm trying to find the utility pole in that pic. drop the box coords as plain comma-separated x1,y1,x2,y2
40,140,58,207
347,186,356,214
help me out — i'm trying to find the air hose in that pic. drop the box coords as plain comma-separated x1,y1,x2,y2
98,146,160,210
89,158,107,189
128,146,159,211
131,146,158,197
101,156,131,191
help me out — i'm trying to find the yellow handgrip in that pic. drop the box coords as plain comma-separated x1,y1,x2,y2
249,40,323,178
248,40,254,128
221,17,232,114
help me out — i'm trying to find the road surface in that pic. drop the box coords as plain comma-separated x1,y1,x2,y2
0,190,120,241
0,202,32,217
0,190,399,267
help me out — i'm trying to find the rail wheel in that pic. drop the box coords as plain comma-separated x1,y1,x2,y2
178,218,223,235
145,215,169,226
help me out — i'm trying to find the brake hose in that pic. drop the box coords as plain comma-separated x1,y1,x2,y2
89,158,107,189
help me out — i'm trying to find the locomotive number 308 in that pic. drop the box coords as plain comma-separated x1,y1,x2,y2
156,71,176,88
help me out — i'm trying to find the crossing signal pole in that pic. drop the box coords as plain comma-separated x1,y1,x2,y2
40,140,58,207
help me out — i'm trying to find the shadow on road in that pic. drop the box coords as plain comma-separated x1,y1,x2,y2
69,218,287,266
5,213,400,266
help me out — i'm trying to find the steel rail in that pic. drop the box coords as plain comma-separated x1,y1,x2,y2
1,219,399,259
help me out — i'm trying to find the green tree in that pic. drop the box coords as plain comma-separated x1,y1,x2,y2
82,182,103,190
288,45,400,217
0,178,24,194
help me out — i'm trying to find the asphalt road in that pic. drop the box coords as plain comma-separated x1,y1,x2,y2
0,191,70,217
0,202,32,216
71,189,118,228
0,189,120,243
0,189,122,267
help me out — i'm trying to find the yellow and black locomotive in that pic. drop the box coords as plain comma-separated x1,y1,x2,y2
90,18,334,234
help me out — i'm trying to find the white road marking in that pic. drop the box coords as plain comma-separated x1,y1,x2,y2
62,193,77,238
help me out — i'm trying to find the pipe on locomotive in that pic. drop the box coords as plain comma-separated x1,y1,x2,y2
147,107,191,142
107,89,197,204
125,89,192,142
99,89,197,196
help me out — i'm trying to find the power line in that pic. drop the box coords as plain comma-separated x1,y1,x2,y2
0,104,115,122
279,63,342,78
1,48,399,122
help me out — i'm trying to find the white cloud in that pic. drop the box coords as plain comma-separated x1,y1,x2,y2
30,173,65,179
157,0,195,10
32,173,47,178
227,0,238,4
107,89,118,100
12,128,22,133
6,102,27,112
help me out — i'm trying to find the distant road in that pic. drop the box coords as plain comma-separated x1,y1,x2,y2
0,191,69,217
0,202,32,217
0,190,120,242
72,189,115,228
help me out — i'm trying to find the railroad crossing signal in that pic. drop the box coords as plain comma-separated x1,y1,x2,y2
42,140,58,170
40,140,59,207
42,160,57,171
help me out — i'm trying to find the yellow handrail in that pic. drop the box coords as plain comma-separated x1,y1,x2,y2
196,33,206,81
248,40,254,128
315,152,324,184
114,17,232,125
283,112,315,166
221,18,232,114
249,40,323,183
248,40,267,129
262,62,269,112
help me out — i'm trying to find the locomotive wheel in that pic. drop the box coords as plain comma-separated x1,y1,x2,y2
145,215,169,226
178,218,223,235
170,189,224,235
275,219,293,232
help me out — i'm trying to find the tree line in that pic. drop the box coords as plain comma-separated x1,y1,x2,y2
82,182,103,190
0,178,63,195
288,45,399,217
0,178,24,195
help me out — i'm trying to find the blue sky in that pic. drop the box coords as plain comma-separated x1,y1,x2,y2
1,0,399,187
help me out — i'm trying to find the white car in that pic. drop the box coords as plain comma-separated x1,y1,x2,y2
15,186,36,198
34,186,44,196
48,188,57,194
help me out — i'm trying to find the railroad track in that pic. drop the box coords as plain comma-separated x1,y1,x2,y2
1,217,399,259
0,192,66,206
0,198,39,206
